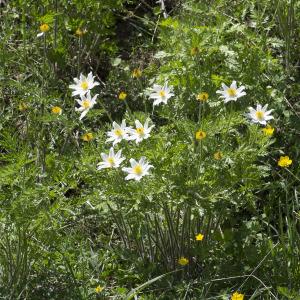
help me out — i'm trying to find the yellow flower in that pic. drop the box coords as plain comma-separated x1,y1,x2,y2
195,130,206,141
75,28,85,36
40,23,50,33
214,151,223,160
82,133,94,142
231,291,244,300
95,285,104,294
190,47,199,56
195,233,204,241
262,125,274,136
196,92,209,102
18,102,28,111
178,257,189,266
118,92,127,101
132,68,142,78
278,155,292,168
51,106,62,115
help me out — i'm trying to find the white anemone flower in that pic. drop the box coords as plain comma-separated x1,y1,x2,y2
122,157,153,181
97,147,125,170
247,104,274,125
128,119,155,144
69,72,99,97
149,82,174,106
106,120,131,146
75,91,98,120
216,80,246,103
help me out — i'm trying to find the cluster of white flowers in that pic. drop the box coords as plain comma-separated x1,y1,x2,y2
69,72,99,120
216,81,274,124
148,80,273,125
68,72,274,181
97,149,153,181
105,119,155,146
97,119,155,181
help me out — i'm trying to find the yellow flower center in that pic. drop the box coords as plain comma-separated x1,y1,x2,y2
178,257,189,266
51,106,62,114
262,125,274,136
214,151,223,160
133,165,143,175
114,129,123,137
81,81,89,90
118,92,127,100
108,157,115,165
197,92,209,102
95,286,104,293
196,233,204,241
18,102,28,111
75,28,84,36
231,292,244,300
159,90,166,98
255,111,264,120
278,156,292,168
40,23,50,33
82,99,91,109
82,133,93,142
136,127,144,135
190,47,199,56
227,88,237,97
195,130,206,140
132,68,142,78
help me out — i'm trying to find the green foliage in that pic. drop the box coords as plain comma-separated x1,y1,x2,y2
0,0,300,299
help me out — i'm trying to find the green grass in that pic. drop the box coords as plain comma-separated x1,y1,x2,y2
0,0,300,299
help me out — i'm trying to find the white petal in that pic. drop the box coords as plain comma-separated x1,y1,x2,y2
87,72,93,81
153,84,162,92
139,157,146,165
129,159,138,167
153,99,162,106
149,92,161,99
135,120,143,128
262,104,268,111
101,153,108,160
221,83,228,90
230,81,237,89
266,109,273,115
109,147,114,157
237,86,245,93
125,174,137,180
97,163,107,170
79,109,89,120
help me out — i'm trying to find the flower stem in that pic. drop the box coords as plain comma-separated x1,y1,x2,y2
124,99,134,120
99,101,113,123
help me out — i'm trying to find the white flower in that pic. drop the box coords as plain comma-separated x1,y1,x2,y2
75,91,98,120
106,120,131,146
122,157,153,181
149,82,174,106
97,147,125,170
247,104,274,125
128,119,155,144
69,72,99,97
216,80,246,103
